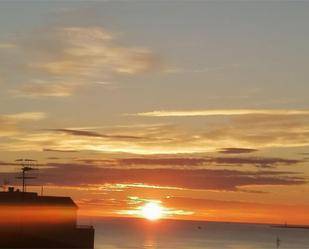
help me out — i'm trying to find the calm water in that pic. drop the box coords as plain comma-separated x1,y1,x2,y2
87,218,309,249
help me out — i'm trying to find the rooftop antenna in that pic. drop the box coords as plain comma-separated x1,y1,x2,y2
15,159,38,193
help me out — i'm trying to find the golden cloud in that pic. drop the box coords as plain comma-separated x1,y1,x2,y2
2,112,309,154
2,26,156,97
12,81,78,97
3,112,46,121
0,112,46,137
134,109,309,117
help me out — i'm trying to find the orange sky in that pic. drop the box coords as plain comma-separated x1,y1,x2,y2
0,1,309,225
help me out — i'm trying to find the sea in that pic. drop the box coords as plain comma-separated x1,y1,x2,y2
87,218,309,249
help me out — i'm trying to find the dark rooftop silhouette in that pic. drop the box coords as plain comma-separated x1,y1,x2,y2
0,189,77,207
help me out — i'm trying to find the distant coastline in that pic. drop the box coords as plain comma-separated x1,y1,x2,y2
80,215,309,229
272,224,309,230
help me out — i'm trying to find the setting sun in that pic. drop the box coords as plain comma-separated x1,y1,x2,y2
141,202,163,221
1,1,309,249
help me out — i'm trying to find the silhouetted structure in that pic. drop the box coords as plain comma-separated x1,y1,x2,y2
0,188,94,248
15,158,38,193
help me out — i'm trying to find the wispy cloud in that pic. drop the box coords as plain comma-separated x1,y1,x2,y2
12,81,78,97
133,109,309,117
13,163,308,191
1,26,156,97
0,160,304,192
51,128,146,140
3,112,46,121
2,113,309,153
0,112,46,137
116,156,301,169
28,27,155,76
218,148,259,154
100,183,184,191
43,148,79,153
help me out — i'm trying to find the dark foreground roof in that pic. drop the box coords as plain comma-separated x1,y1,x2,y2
0,191,78,208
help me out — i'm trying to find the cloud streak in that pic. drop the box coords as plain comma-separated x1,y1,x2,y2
3,113,309,154
3,112,46,121
218,148,259,154
134,109,309,117
43,148,79,153
0,162,302,192
1,26,156,97
0,112,46,137
51,128,146,140
115,156,301,169
12,81,78,97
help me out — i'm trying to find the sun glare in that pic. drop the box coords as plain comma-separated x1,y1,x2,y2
141,202,163,221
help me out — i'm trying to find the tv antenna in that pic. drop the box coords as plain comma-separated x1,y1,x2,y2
15,159,38,193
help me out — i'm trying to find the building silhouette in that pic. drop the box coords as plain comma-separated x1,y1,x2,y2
0,187,94,248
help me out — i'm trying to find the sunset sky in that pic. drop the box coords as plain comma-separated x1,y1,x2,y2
0,1,309,225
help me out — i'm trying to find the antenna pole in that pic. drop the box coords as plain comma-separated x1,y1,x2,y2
22,166,25,192
15,159,38,193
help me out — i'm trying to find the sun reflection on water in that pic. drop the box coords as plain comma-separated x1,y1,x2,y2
144,234,157,249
